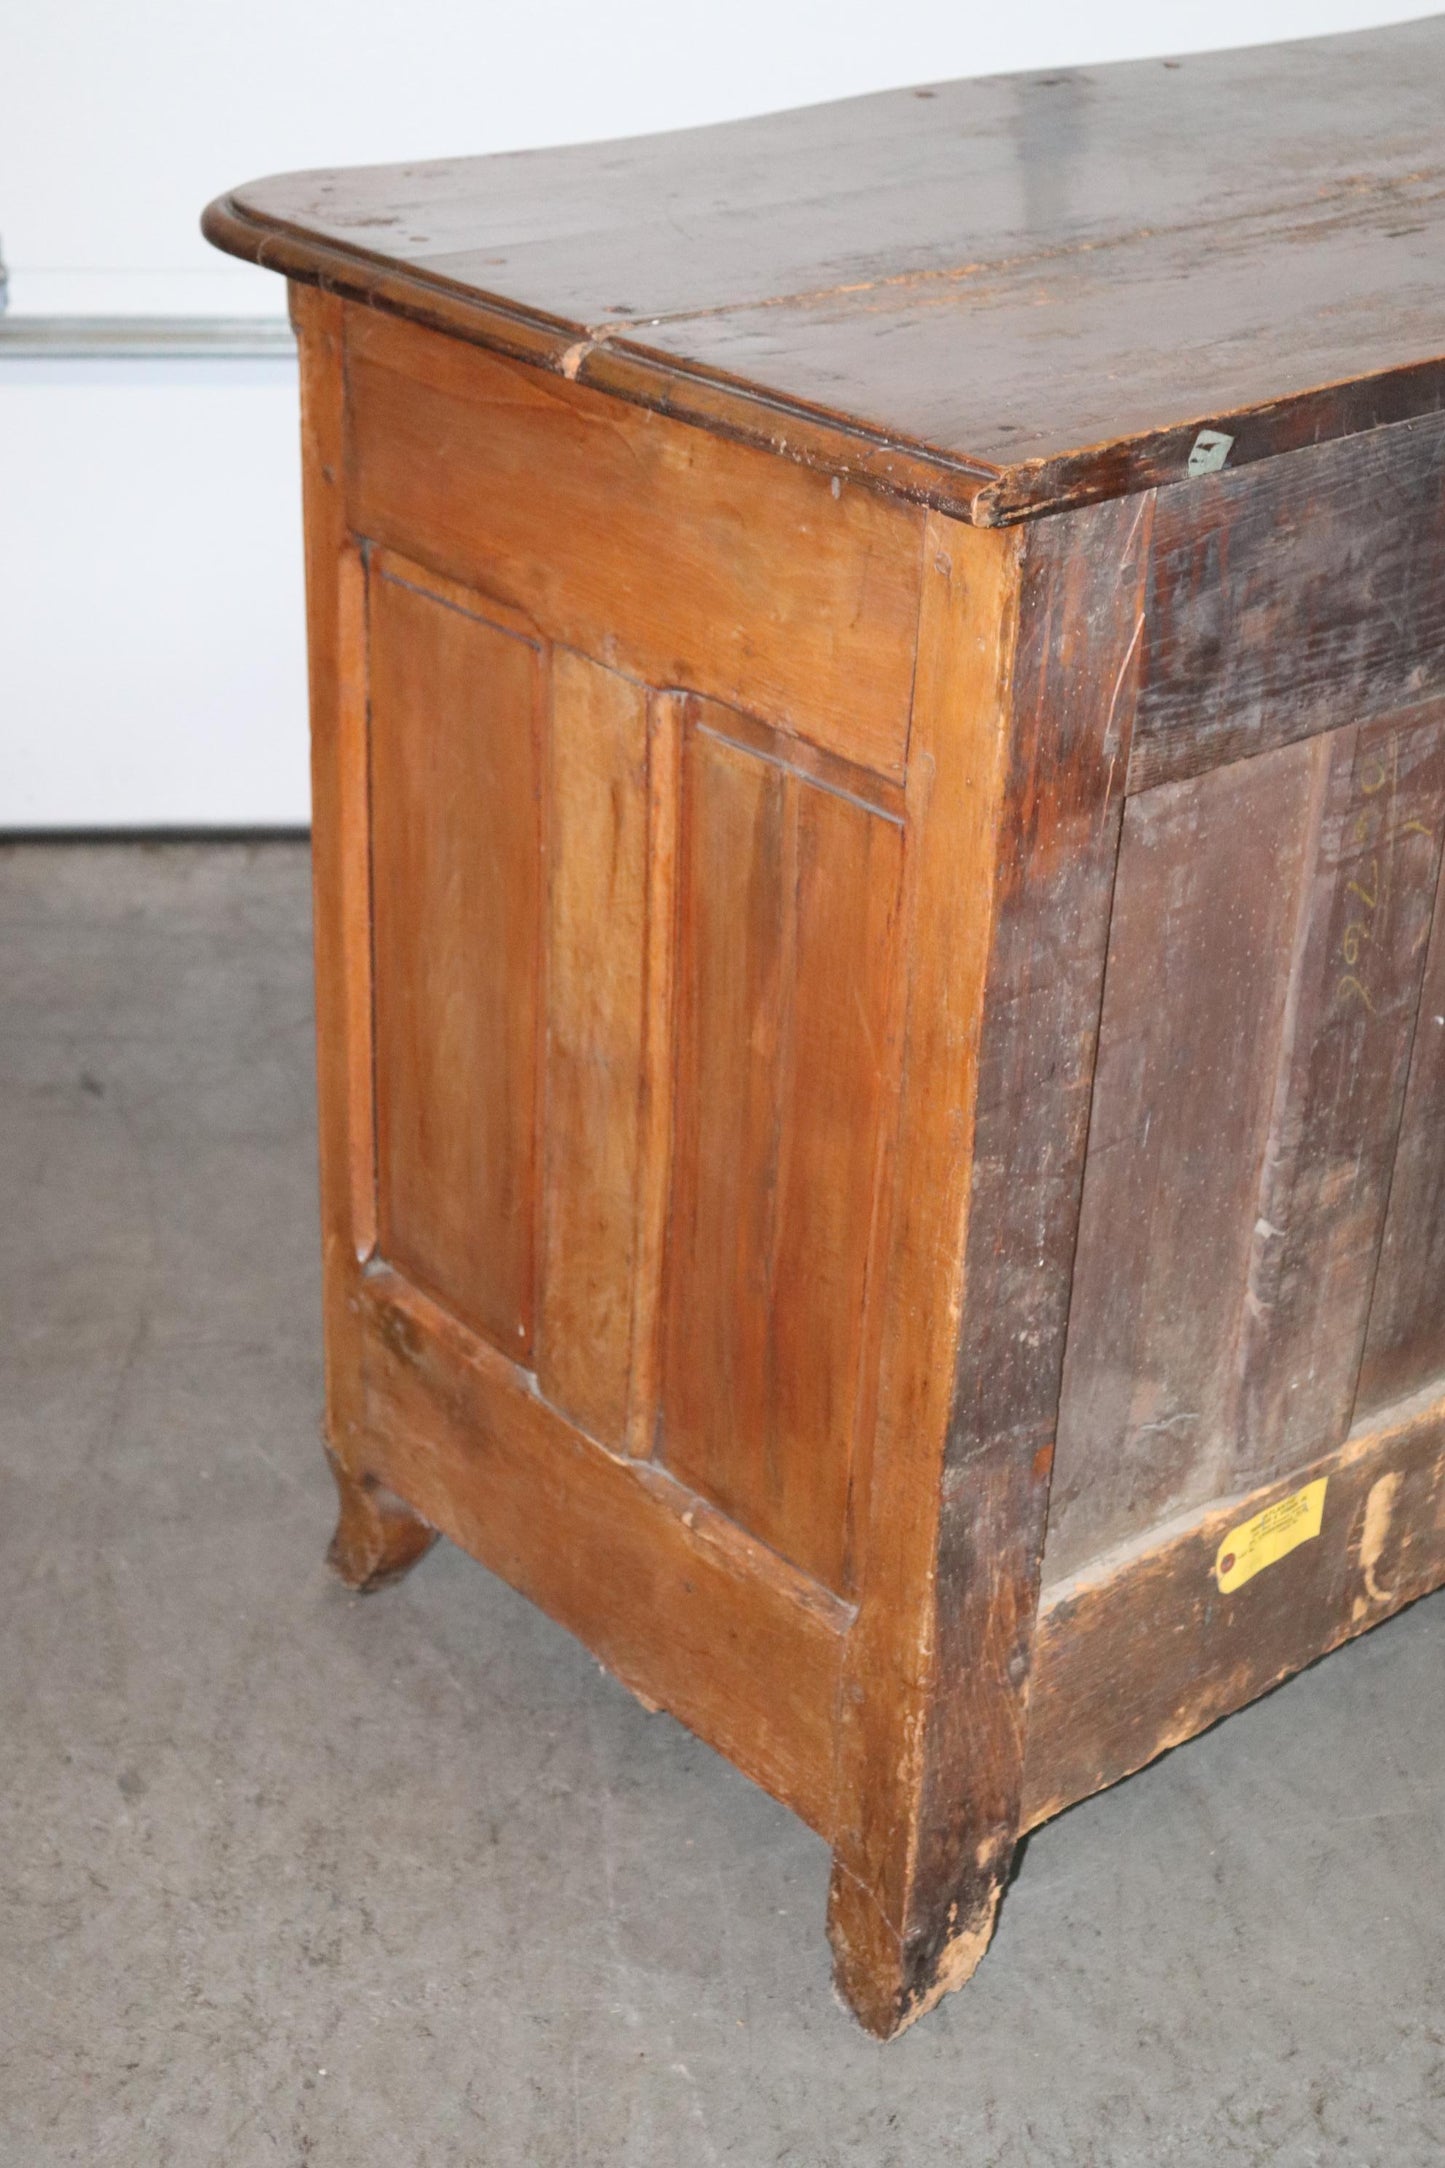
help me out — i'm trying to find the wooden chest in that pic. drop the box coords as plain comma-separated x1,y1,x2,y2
204,19,1445,2036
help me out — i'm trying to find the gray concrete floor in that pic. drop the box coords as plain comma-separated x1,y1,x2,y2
0,840,1441,2167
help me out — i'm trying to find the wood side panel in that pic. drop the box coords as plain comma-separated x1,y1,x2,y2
536,651,650,1443
345,306,925,778
369,564,541,1357
1023,1395,1445,1830
624,693,685,1457
355,1265,848,1840
1358,847,1445,1418
1230,707,1445,1476
1047,742,1330,1581
290,284,375,1460
661,711,903,1592
828,495,1153,2038
1132,412,1445,791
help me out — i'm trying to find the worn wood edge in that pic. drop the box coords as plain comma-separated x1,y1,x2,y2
350,1261,851,1837
292,282,377,1463
204,192,998,520
215,193,1445,527
970,356,1445,525
825,515,1025,2038
1021,1389,1445,1829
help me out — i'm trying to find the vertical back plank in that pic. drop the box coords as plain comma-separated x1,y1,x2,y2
370,566,542,1357
537,651,650,1442
1045,741,1321,1579
1229,706,1445,1475
1358,762,1445,1418
829,495,1153,2038
662,711,903,1592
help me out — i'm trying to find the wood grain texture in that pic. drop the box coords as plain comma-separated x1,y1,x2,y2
1132,413,1445,791
208,21,1445,521
828,493,1153,2036
1358,847,1445,1420
624,693,684,1458
355,1263,848,1839
1023,1392,1445,1829
1048,744,1318,1578
1049,703,1445,1581
1229,709,1445,1477
536,651,650,1444
325,1447,438,1592
369,557,542,1357
345,307,924,776
662,707,903,1593
290,284,376,1464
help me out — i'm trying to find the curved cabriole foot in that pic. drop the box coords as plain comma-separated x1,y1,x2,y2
325,1448,438,1591
826,1853,1008,2041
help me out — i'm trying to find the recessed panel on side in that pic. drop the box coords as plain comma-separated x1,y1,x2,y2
536,651,651,1444
661,710,902,1594
369,559,542,1357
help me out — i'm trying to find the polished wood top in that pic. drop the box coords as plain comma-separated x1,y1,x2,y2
204,18,1445,522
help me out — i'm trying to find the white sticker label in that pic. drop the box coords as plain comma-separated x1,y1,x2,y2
1187,429,1235,478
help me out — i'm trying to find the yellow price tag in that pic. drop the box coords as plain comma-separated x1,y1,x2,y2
1215,1478,1328,1594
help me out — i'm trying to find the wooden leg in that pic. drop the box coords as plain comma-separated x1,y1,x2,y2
827,1839,1014,2040
826,503,1151,2037
325,1447,438,1591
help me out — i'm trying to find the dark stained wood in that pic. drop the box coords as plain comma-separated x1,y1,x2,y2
1048,742,1318,1579
536,650,650,1445
369,555,542,1357
345,307,924,776
356,1263,849,1838
1049,702,1445,1581
1230,709,1445,1477
1132,414,1445,792
662,706,903,1593
829,493,1152,2037
1023,1391,1445,1830
208,20,1445,522
1358,852,1445,1421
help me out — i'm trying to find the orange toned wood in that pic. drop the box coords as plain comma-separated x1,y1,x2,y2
369,557,542,1358
325,1447,438,1592
249,88,1445,2033
624,692,684,1458
536,650,650,1444
826,514,1020,2031
290,284,374,1463
344,306,924,778
355,1264,848,1837
829,497,1153,2037
661,707,903,1592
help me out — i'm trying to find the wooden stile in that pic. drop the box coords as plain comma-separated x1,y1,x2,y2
214,24,1445,2035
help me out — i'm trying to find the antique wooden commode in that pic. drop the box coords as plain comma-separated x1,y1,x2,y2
205,19,1445,2035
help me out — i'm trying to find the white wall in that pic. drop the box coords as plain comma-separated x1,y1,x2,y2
2,359,307,828
2,0,1436,826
